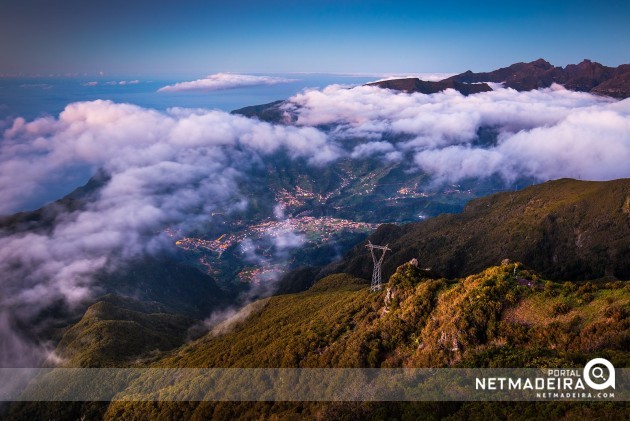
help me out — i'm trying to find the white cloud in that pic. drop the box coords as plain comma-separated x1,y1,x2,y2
494,104,630,181
285,84,609,132
371,73,456,82
102,80,139,86
19,83,53,89
0,100,341,366
413,146,504,183
282,84,630,183
158,73,296,93
408,100,630,182
350,141,395,159
0,100,341,215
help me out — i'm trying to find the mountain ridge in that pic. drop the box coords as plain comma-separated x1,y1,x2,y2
443,58,630,97
368,59,630,98
232,59,630,126
308,178,630,288
365,78,493,96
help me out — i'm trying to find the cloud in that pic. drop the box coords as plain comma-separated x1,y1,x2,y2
0,100,340,215
239,222,306,268
102,80,140,86
493,103,630,181
283,84,630,183
413,146,504,182
0,100,340,367
350,141,397,160
157,73,296,93
19,83,53,89
202,298,270,336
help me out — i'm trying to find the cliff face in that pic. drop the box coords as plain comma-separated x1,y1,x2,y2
444,59,630,97
590,71,630,99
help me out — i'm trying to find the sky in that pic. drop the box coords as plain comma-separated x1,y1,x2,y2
0,0,628,76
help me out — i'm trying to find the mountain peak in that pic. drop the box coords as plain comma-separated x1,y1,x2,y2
530,58,553,69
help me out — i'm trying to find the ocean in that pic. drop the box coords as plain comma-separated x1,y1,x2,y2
0,74,379,121
0,73,385,212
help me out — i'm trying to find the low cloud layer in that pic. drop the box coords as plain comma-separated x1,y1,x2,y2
0,101,338,215
158,73,296,93
0,100,337,366
283,84,630,182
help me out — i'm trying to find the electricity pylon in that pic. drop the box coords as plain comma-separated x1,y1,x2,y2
366,241,391,292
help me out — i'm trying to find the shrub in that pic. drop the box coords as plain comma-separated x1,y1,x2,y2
544,281,558,297
562,282,577,295
552,302,572,317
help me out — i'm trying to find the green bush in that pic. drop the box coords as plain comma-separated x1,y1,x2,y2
552,302,572,316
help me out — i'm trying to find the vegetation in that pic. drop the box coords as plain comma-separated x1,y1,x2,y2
106,262,625,419
328,178,630,282
8,261,623,419
4,178,629,419
55,294,195,367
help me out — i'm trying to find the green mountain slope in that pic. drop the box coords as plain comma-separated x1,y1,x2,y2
7,238,629,419
151,263,628,370
324,178,630,283
5,178,630,419
93,256,234,318
86,262,628,419
55,294,194,367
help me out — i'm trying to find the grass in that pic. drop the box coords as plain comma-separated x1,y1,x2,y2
8,262,629,420
56,295,194,367
134,262,628,372
504,283,629,327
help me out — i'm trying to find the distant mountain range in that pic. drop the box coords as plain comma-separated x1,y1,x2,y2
366,78,493,96
368,59,630,98
232,59,630,126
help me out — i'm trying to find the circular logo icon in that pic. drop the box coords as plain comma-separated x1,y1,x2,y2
583,358,615,390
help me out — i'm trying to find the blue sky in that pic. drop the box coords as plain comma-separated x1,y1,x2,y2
1,0,628,76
